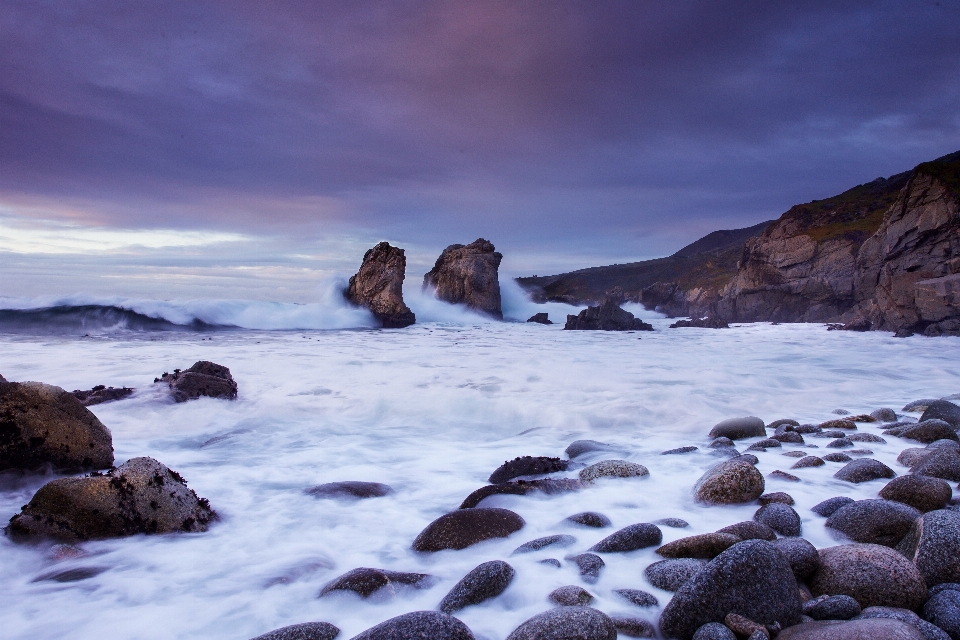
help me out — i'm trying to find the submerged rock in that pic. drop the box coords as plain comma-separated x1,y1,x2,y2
563,301,653,331
506,607,616,640
305,482,393,500
644,558,705,591
809,544,926,610
438,560,515,613
708,417,766,440
344,241,416,328
155,361,237,403
349,611,474,640
565,512,611,528
589,523,662,553
527,313,552,325
0,380,114,472
834,459,896,483
250,622,341,640
458,478,582,509
7,457,216,541
489,456,569,484
412,508,524,551
513,534,576,554
614,589,658,607
610,616,655,638
71,385,134,406
694,458,765,505
319,568,432,599
548,585,593,606
568,552,605,583
565,440,621,459
423,238,503,318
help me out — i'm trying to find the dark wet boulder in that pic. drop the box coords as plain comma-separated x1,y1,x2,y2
669,317,729,329
662,445,699,455
71,385,134,407
880,476,953,512
694,458,765,505
777,619,925,640
578,460,648,482
905,400,941,413
849,433,887,444
819,419,857,430
897,509,960,588
505,606,617,640
589,523,661,553
655,517,690,528
348,611,474,640
565,440,620,459
901,421,960,444
920,401,960,429
912,448,960,482
791,456,825,469
809,544,926,610
615,589,658,607
423,238,503,318
900,448,934,467
754,503,801,537
923,590,960,640
156,361,238,403
0,380,114,472
513,534,576,554
827,437,854,448
822,452,853,463
563,301,653,331
412,508,524,552
658,539,802,640
771,537,819,581
826,499,921,547
527,313,552,325
438,560,515,613
568,553,604,583
610,617,654,638
747,438,782,451
931,585,960,598
834,459,896,483
708,417,766,440
692,623,736,640
490,456,569,483
872,408,899,422
769,418,801,429
644,558,705,591
710,437,736,448
548,585,593,606
716,521,776,541
7,457,215,541
804,594,862,620
855,606,950,640
565,512,611,528
344,241,416,327
319,568,432,599
458,478,583,509
656,532,741,559
305,482,393,500
250,622,341,640
772,431,804,444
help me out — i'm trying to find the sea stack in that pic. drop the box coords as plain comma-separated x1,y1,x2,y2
423,238,503,318
346,242,416,328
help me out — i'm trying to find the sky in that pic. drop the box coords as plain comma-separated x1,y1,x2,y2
2,0,960,301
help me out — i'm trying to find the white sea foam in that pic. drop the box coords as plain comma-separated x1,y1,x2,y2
1,320,958,640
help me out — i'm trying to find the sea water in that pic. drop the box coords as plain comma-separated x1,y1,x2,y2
1,293,959,640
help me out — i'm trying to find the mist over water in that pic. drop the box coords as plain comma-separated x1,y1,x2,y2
2,313,959,640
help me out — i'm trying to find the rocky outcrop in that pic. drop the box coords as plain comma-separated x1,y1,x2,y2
345,242,416,328
563,301,653,331
6,456,216,541
155,361,237,402
71,385,134,406
0,379,114,472
423,239,503,318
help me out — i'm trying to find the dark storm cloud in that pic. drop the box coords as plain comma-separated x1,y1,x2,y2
2,0,959,258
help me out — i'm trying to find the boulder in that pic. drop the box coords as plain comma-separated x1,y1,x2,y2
422,239,503,318
615,589,658,607
809,544,927,610
804,594,862,620
694,458,765,505
716,521,777,541
656,532,742,559
565,512,611,528
855,606,952,640
548,585,593,606
658,540,802,640
71,385,134,406
489,456,569,483
770,537,819,581
662,446,699,454
920,401,960,429
692,623,737,640
458,478,582,508
412,508,524,551
579,460,648,482
754,503,802,537
872,408,899,422
827,437,854,448
880,476,953,512
901,421,960,444
319,568,432,599
0,380,114,472
834,459,896,483
923,590,960,640
772,432,804,444
155,361,237,403
590,523,661,553
792,456,825,469
709,417,767,440
513,534,576,554
819,419,857,430
250,622,341,640
897,510,960,588
906,400,941,413
505,607,617,640
610,616,655,638
7,457,216,541
826,499,921,546
850,433,888,444
563,301,653,331
305,482,393,500
822,452,853,463
747,438,782,451
656,517,691,528
912,448,960,482
344,242,416,327
438,560,515,613
644,558,705,591
527,313,552,325
568,553,605,583
348,611,474,640
565,440,621,459
777,619,925,640
669,317,729,329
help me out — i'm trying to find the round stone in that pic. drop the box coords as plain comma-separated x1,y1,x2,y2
922,590,960,640
754,503,802,537
565,512,611,528
709,417,766,440
776,619,924,640
879,475,952,512
826,499,921,547
579,460,649,482
349,612,474,640
489,456,569,483
694,458,765,505
438,560,515,613
513,535,577,554
589,523,662,553
833,459,895,483
811,496,854,517
644,558,706,591
771,537,819,580
897,509,960,588
411,508,525,552
919,400,960,428
900,421,960,444
306,482,393,500
791,456,825,469
692,623,737,640
759,492,795,506
809,544,926,610
614,589,658,607
804,594,862,620
716,521,776,541
656,533,742,559
506,607,617,640
250,622,341,640
548,585,593,606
